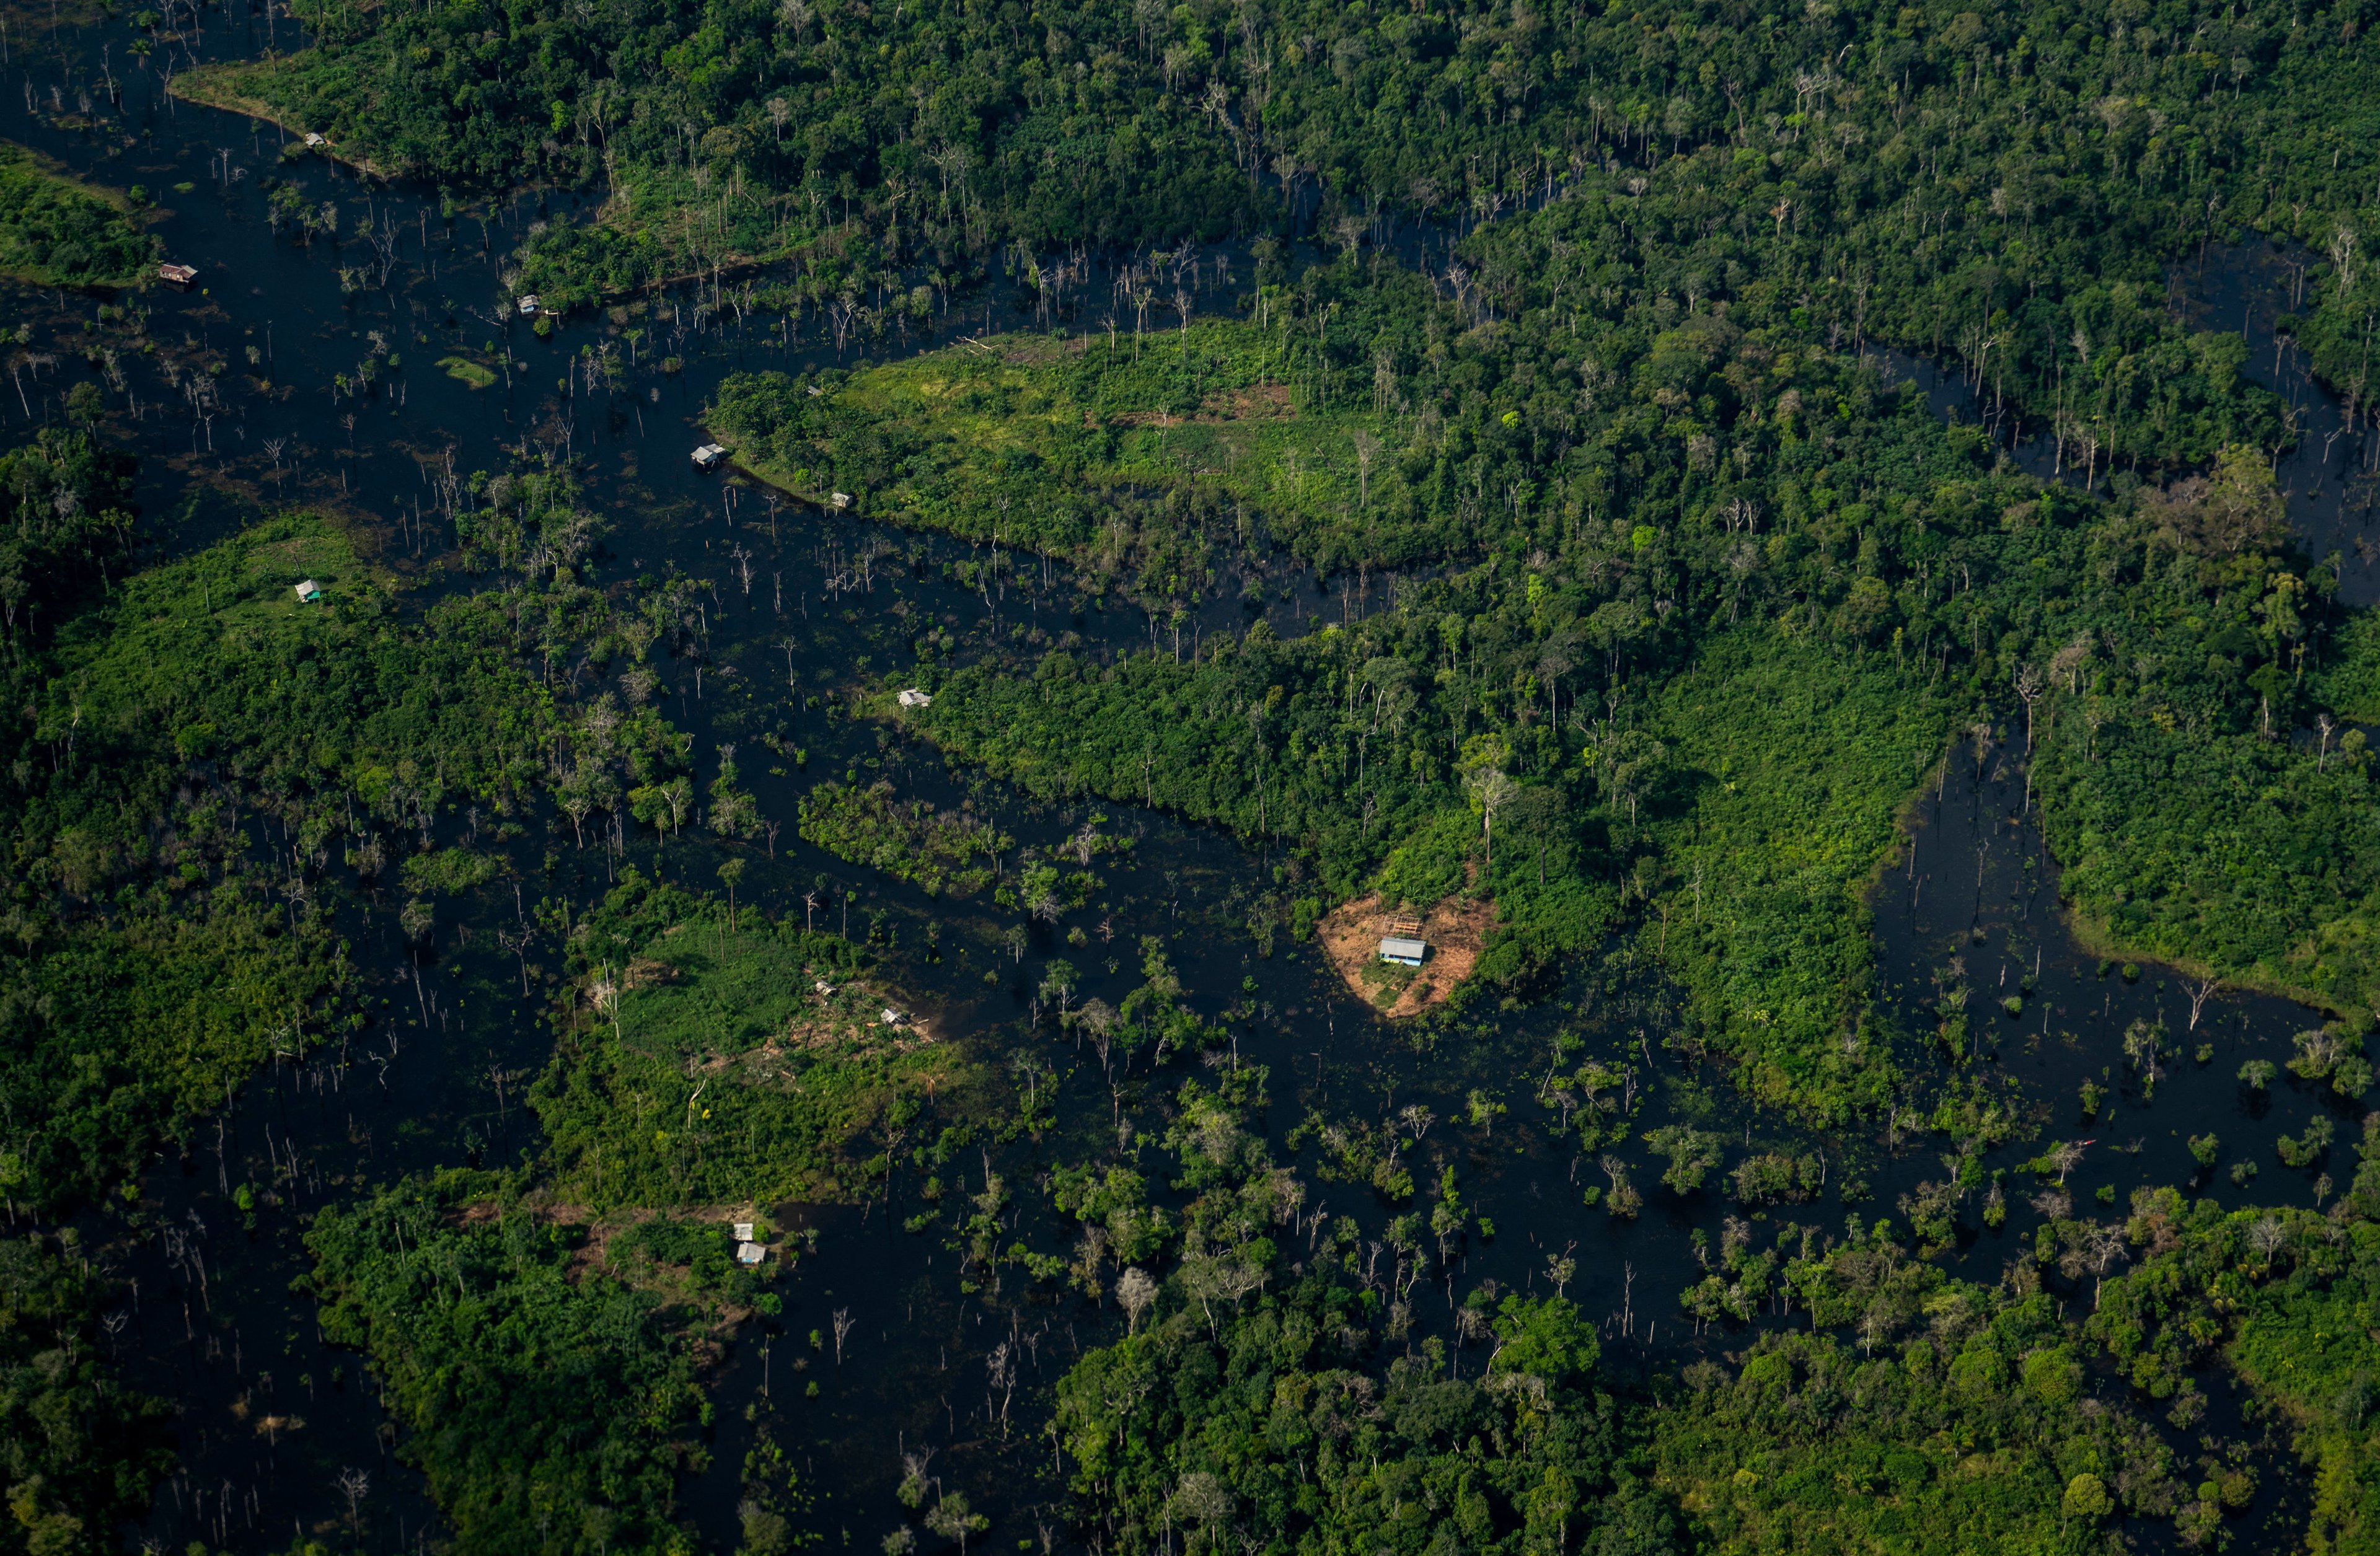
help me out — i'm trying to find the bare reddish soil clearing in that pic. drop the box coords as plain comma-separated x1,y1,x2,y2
1317,894,1495,1016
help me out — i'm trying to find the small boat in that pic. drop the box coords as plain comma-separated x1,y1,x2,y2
157,263,198,288
692,443,728,470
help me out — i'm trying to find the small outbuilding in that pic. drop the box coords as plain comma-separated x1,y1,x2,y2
157,262,198,288
829,491,853,510
1378,935,1427,967
302,132,327,149
897,688,932,708
692,443,728,470
881,1008,907,1027
517,294,541,317
293,579,322,604
736,1241,767,1265
732,1221,756,1242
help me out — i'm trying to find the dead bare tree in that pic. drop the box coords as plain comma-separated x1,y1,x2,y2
986,1340,1015,1432
2015,662,2044,751
335,1467,369,1537
1116,1267,1157,1333
2184,975,2218,1030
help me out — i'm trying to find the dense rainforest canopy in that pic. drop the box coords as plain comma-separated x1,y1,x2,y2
2,0,2380,1552
187,0,2380,428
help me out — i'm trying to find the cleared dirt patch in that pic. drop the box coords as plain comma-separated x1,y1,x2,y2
1198,382,1297,420
1103,382,1297,429
1316,894,1495,1017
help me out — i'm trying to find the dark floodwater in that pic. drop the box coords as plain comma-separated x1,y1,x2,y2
2177,240,2380,605
0,8,2346,1552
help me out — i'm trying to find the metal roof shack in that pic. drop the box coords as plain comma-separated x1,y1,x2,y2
692,443,728,470
1379,936,1427,966
897,688,932,708
157,263,197,288
735,1241,767,1265
517,294,541,317
293,579,322,604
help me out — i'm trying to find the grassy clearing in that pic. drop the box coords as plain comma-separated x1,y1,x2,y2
710,319,1440,573
534,873,972,1209
439,355,498,389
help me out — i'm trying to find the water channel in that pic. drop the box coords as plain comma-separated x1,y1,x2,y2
0,5,2358,1552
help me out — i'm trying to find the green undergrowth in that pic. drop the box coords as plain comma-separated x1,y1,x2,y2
303,1167,752,1556
1056,1279,1663,1556
2087,1132,2380,1555
0,1233,173,1555
796,776,1010,897
2017,450,2380,1021
531,870,970,1209
0,142,155,288
711,320,1421,574
0,436,711,1547
915,619,1955,1116
1646,633,1953,1120
874,279,2380,1115
1651,1315,2174,1555
1044,1057,2256,1556
183,0,2380,482
1,493,689,1211
0,441,752,1556
0,889,352,1215
913,620,1620,1000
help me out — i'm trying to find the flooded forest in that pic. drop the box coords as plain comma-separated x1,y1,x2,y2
1,0,2379,1554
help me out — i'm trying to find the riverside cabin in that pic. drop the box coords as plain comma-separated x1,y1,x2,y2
1378,915,1427,967
517,294,540,317
293,579,322,604
692,443,728,470
157,263,197,289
